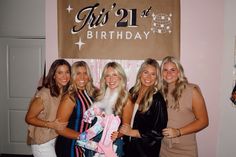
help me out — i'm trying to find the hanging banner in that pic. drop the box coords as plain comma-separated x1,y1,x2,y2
58,0,180,60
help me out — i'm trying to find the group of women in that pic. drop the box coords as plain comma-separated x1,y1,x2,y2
25,56,209,157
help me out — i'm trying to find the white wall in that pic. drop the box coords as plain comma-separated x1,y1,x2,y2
45,0,235,156
181,0,223,156
217,0,236,157
0,0,45,37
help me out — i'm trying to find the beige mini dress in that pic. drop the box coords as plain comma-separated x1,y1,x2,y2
160,84,198,157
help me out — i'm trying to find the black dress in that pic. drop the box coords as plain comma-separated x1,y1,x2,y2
123,92,168,157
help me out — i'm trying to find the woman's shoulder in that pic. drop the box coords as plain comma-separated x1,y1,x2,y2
38,87,49,93
186,83,201,91
151,91,166,110
153,91,165,101
61,92,75,103
183,83,203,99
153,90,164,97
35,87,50,99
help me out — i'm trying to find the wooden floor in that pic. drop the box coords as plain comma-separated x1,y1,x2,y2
0,155,33,157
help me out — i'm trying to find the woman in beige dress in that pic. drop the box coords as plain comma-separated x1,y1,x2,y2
160,56,209,157
25,59,71,157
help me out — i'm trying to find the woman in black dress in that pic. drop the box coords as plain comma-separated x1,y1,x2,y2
120,58,168,157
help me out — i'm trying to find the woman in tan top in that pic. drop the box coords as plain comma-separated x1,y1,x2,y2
159,56,209,157
25,59,71,157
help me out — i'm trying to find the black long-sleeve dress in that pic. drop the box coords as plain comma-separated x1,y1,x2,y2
123,91,168,157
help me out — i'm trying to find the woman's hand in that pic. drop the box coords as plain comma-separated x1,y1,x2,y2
162,127,181,138
48,119,68,131
120,123,140,138
119,123,132,136
111,131,119,141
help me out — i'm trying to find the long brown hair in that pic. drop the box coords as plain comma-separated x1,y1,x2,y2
41,59,71,97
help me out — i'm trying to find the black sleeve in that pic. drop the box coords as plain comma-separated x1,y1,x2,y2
138,92,168,145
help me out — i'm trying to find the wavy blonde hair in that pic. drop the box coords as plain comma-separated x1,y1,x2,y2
160,56,188,110
96,62,128,117
68,61,98,101
130,58,160,113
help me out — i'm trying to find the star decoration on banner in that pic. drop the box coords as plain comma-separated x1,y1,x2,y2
66,4,73,13
75,37,85,51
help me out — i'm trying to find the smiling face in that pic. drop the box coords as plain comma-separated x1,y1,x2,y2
75,66,89,90
140,65,157,88
54,65,71,89
104,67,121,90
162,61,179,85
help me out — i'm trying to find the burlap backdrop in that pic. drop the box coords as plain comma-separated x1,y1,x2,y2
58,0,180,60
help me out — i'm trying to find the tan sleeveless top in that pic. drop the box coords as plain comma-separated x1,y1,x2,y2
162,84,198,148
27,87,61,144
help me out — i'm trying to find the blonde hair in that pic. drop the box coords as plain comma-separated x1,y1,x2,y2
130,58,160,113
97,62,128,117
160,56,188,110
68,61,98,101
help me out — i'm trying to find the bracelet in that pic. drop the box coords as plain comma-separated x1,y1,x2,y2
176,128,182,137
